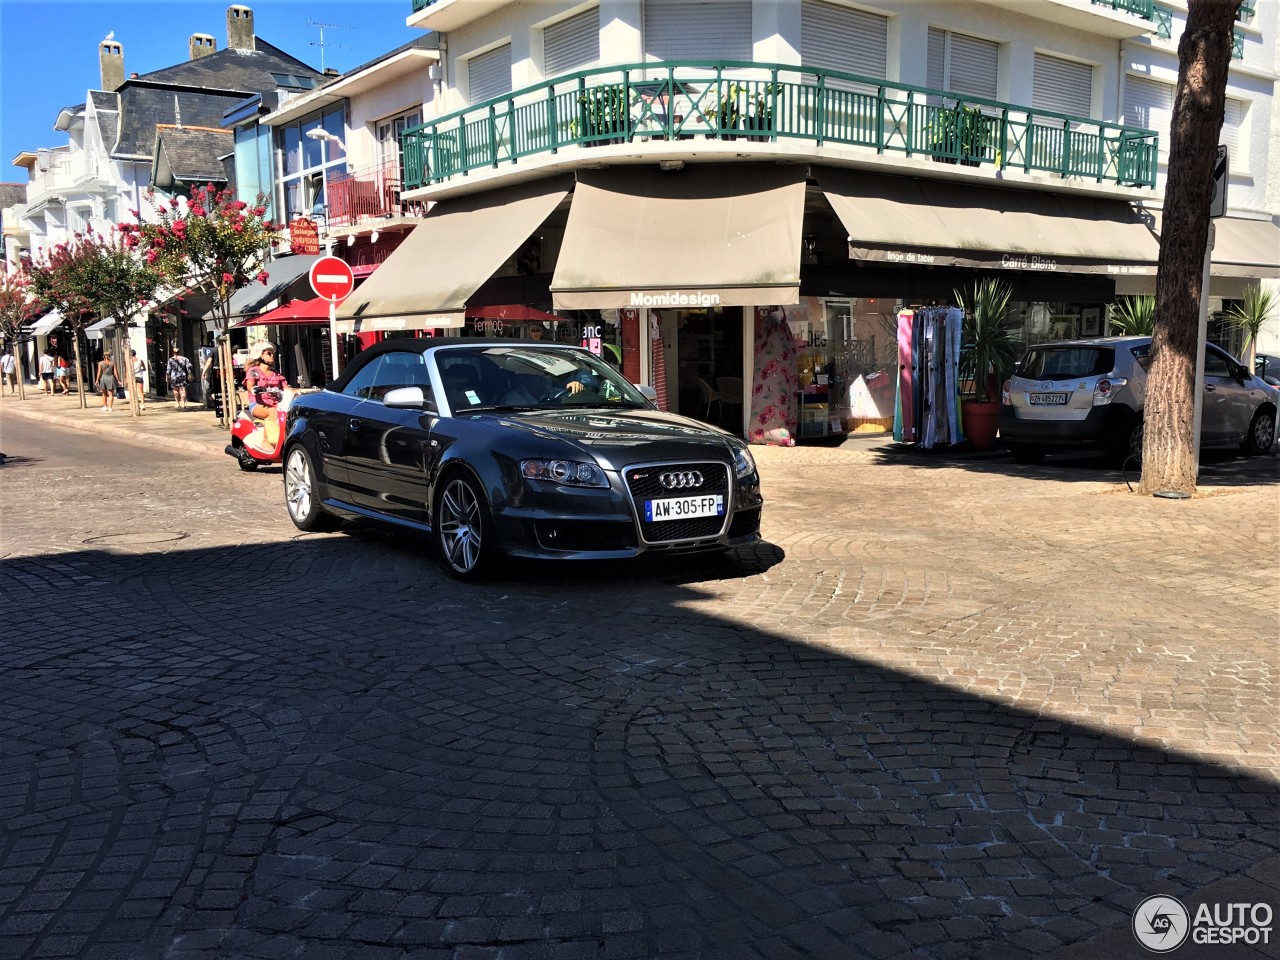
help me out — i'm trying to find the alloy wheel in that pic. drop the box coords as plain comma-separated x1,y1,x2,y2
439,478,482,574
1253,412,1275,452
285,448,312,522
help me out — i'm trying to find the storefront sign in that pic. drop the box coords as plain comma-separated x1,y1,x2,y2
581,324,603,356
474,320,506,336
629,291,722,308
290,218,320,256
884,250,938,265
1000,254,1059,271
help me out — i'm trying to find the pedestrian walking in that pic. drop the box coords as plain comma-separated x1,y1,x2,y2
38,348,55,396
0,349,16,394
56,355,70,395
130,349,147,411
95,353,117,412
166,346,193,410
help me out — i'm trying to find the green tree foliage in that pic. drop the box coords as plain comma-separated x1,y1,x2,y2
1227,286,1276,374
955,278,1019,402
1108,295,1156,336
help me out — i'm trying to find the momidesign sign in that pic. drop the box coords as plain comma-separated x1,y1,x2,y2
629,291,722,308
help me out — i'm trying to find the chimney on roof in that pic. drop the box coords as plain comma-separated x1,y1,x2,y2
324,67,339,78
190,33,217,59
99,39,124,91
227,5,255,52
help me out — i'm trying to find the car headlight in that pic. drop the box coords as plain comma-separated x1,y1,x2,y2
732,445,756,480
520,458,609,488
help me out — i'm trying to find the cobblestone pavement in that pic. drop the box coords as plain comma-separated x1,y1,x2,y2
1,415,1278,960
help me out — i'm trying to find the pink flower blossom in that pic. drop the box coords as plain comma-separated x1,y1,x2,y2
256,271,269,285
221,272,235,284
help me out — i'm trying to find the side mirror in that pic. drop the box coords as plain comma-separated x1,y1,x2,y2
384,386,428,409
636,384,658,403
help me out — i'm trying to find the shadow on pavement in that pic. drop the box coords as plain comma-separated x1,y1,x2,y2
1,538,1276,960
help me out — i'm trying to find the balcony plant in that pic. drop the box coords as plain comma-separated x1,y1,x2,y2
955,278,1019,450
713,83,745,140
745,83,779,142
575,84,628,145
927,104,991,167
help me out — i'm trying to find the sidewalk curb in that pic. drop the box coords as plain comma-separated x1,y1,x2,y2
1,403,227,459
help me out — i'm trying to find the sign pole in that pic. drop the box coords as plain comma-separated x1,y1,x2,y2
329,298,338,382
1193,147,1228,482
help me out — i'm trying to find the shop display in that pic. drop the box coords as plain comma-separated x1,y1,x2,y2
748,307,797,446
894,306,964,449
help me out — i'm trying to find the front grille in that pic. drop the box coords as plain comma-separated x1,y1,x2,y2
625,461,730,544
534,520,637,553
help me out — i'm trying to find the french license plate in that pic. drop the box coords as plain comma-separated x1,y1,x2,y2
1029,392,1069,405
645,494,724,522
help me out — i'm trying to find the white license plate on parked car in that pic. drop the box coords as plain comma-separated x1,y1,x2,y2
1029,392,1069,405
645,495,724,522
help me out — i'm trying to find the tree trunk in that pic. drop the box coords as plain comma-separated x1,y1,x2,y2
1137,0,1238,496
219,335,236,430
71,331,86,409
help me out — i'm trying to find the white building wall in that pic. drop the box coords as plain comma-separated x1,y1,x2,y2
347,74,435,171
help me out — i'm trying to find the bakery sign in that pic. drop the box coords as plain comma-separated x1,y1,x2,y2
289,217,320,256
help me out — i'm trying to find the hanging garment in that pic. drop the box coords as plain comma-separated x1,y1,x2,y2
748,307,798,446
894,310,915,442
946,306,964,444
650,312,668,412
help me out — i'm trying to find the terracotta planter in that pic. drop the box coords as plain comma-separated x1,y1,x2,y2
961,399,1000,452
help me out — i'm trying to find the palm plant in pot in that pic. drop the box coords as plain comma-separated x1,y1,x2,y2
955,278,1019,451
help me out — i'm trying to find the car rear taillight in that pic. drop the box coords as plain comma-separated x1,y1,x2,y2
1092,377,1127,406
1001,379,1012,406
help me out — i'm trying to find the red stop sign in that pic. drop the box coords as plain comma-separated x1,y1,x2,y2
309,256,354,302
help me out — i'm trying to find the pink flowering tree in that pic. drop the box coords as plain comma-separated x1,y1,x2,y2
29,231,164,413
0,271,37,401
128,184,277,427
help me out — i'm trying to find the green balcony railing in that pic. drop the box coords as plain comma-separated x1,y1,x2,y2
410,0,439,12
1154,5,1173,39
1237,1,1255,22
1090,0,1156,21
1233,30,1245,59
400,61,1159,192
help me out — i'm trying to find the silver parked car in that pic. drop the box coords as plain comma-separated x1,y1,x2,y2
999,336,1278,464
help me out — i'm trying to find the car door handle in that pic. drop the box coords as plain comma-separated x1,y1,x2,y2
349,418,362,431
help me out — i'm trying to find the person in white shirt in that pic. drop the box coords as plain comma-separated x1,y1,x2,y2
0,350,17,394
38,349,55,395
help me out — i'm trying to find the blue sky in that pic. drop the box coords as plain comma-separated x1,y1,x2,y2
0,0,422,172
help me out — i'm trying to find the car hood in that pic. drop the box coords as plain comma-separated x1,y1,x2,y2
481,407,739,468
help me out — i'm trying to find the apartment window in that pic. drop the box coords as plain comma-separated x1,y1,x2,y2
1033,53,1093,118
1220,97,1245,163
1123,75,1172,160
376,110,422,173
801,1,888,82
544,7,599,77
644,0,751,62
278,106,347,222
926,28,998,101
468,44,512,104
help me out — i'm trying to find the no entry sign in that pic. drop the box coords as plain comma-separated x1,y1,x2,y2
309,256,354,302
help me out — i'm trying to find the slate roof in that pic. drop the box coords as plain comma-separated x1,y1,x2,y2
0,183,27,209
88,92,119,157
111,38,320,160
153,126,233,187
89,91,116,111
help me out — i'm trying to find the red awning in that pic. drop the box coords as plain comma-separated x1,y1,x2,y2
231,298,332,328
465,304,567,322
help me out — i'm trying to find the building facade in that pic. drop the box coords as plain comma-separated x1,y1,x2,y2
333,0,1276,439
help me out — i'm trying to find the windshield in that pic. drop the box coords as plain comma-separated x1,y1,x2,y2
1018,347,1115,381
436,345,650,413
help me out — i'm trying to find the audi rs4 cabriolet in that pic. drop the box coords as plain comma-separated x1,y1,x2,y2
281,338,764,579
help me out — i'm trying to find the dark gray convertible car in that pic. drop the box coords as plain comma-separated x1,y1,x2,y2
282,338,763,579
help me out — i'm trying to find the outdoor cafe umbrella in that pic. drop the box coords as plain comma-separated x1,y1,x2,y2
465,304,567,323
231,298,332,328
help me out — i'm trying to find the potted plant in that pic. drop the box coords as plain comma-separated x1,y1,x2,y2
713,83,744,140
745,83,778,142
1227,286,1276,374
576,84,628,145
955,278,1019,451
928,104,991,167
1107,295,1155,336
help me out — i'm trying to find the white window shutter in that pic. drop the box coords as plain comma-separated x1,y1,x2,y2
1219,97,1244,158
926,27,945,91
468,44,512,105
1123,76,1172,141
644,0,751,62
801,0,889,81
544,8,599,77
948,33,998,101
1033,52,1093,117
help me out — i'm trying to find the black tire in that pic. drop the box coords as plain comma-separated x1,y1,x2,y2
1242,407,1276,456
1107,418,1143,467
284,444,339,532
236,450,259,472
433,472,493,581
1008,444,1046,465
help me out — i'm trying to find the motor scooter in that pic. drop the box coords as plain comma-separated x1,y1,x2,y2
224,387,293,471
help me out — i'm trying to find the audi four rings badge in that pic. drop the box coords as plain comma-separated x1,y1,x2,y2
660,471,704,489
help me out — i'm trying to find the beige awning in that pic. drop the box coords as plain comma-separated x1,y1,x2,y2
550,164,807,311
819,168,1160,276
1147,211,1280,279
337,176,572,331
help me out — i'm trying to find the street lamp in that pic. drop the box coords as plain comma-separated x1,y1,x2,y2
305,127,346,152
